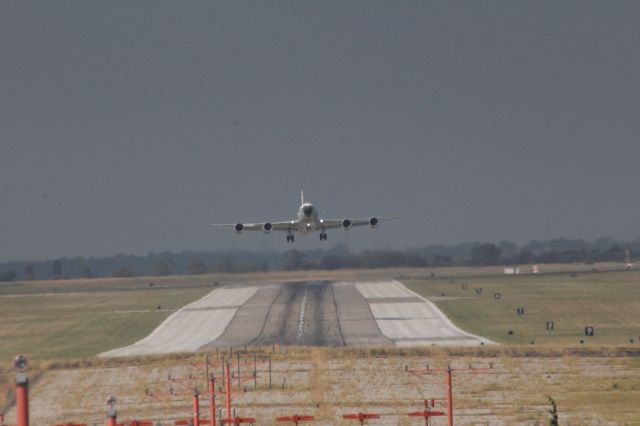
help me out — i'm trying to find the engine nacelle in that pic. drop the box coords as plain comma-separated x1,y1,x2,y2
369,217,379,228
263,222,273,233
234,223,244,233
342,219,352,230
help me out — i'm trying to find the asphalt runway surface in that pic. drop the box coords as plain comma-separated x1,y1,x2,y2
203,281,393,349
102,280,490,357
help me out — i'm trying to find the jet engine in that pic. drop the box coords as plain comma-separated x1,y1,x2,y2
342,219,352,230
369,217,379,228
263,222,273,233
234,223,244,233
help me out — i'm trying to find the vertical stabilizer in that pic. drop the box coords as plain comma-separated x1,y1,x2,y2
300,190,304,205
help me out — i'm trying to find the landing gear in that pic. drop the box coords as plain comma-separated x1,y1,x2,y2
286,234,295,243
319,232,327,241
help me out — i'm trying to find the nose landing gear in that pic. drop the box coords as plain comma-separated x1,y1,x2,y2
286,233,295,242
319,232,327,241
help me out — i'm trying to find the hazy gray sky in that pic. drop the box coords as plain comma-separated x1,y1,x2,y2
1,2,639,260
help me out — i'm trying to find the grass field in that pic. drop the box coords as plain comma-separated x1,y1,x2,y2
0,286,212,360
403,269,640,345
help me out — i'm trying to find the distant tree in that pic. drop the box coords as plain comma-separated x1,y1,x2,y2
470,244,502,266
83,268,94,278
284,250,307,270
521,239,547,256
188,260,208,275
548,238,585,253
498,240,518,259
593,236,619,251
0,270,18,282
212,256,236,273
515,249,535,265
258,259,269,271
432,254,452,267
112,266,135,277
24,264,35,280
153,259,176,276
52,260,62,279
236,260,265,272
319,256,345,270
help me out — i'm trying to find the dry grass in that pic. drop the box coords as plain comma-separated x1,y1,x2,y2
2,346,639,424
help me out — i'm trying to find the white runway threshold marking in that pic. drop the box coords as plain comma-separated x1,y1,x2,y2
356,280,493,347
100,286,258,357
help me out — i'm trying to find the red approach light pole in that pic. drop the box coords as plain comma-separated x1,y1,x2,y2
446,367,453,426
342,412,380,425
193,390,200,426
106,410,116,426
15,373,28,426
209,374,216,426
406,362,495,426
225,364,232,421
221,363,255,425
105,395,117,426
408,400,445,426
276,414,315,425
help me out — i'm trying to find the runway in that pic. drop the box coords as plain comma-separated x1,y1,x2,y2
101,280,491,357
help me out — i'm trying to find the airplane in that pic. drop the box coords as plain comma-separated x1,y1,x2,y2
210,191,398,242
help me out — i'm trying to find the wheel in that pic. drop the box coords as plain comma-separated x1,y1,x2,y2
291,235,295,242
286,235,291,242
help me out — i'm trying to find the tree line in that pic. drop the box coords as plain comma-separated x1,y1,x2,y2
0,236,637,282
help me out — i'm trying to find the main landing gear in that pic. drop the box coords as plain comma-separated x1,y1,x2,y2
286,234,295,243
319,232,327,241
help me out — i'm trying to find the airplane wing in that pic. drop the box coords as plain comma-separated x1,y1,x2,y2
319,216,399,229
210,221,297,232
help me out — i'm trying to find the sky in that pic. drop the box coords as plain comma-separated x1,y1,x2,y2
1,2,640,261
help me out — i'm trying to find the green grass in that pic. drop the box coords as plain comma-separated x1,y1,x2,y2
0,287,211,359
403,270,640,345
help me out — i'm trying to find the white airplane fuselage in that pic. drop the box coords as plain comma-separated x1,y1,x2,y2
296,203,321,234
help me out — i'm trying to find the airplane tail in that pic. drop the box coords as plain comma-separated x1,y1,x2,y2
300,190,304,205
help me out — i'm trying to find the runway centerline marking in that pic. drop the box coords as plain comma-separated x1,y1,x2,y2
296,285,308,343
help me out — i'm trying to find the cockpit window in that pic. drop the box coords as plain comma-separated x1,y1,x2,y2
303,206,313,217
